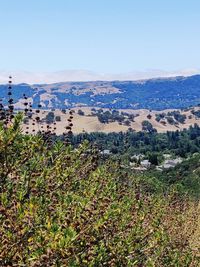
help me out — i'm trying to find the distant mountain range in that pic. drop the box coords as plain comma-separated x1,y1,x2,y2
1,74,200,110
0,69,199,84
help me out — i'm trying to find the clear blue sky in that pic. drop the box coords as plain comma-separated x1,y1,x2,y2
0,0,200,73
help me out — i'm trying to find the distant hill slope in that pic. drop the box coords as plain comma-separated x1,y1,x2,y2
22,107,200,134
1,74,200,110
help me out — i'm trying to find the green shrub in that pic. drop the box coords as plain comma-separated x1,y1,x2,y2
0,114,199,266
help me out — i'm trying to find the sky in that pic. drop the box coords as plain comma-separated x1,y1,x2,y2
0,0,200,79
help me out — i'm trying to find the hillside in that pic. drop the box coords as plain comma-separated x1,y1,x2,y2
0,114,200,266
22,106,200,135
1,74,200,110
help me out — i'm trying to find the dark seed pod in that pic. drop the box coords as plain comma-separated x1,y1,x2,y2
68,130,73,135
8,105,14,110
8,99,13,104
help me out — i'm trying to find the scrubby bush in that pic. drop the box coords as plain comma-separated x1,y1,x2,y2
0,115,199,266
78,109,85,116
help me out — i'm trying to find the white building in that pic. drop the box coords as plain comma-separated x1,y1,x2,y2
140,160,151,168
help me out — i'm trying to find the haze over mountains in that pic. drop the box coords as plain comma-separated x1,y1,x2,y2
0,69,199,84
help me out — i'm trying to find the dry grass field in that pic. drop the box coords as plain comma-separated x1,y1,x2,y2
22,106,200,135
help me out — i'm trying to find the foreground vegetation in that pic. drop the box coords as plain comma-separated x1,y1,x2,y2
0,115,200,266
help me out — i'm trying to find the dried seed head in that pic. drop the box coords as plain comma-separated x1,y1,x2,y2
8,99,13,104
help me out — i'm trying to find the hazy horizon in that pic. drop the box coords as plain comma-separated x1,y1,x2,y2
0,68,199,84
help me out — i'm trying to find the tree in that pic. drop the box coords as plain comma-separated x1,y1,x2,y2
55,115,61,122
78,109,85,116
124,120,131,126
61,109,66,114
148,153,158,165
142,120,157,133
46,111,55,124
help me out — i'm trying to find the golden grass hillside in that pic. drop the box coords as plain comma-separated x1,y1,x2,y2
22,107,200,135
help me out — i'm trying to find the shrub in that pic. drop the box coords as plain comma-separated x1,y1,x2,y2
78,109,85,116
55,115,61,122
0,115,199,266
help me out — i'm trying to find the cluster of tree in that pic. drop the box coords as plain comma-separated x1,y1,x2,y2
155,112,166,122
167,111,186,124
142,120,157,133
155,111,186,124
191,109,200,118
69,123,200,158
77,109,85,116
91,109,136,125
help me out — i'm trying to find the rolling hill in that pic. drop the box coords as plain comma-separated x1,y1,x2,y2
1,74,200,110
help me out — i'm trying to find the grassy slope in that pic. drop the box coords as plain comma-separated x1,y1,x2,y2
0,115,200,266
22,107,200,135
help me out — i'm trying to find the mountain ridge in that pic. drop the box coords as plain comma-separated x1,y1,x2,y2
1,74,200,110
